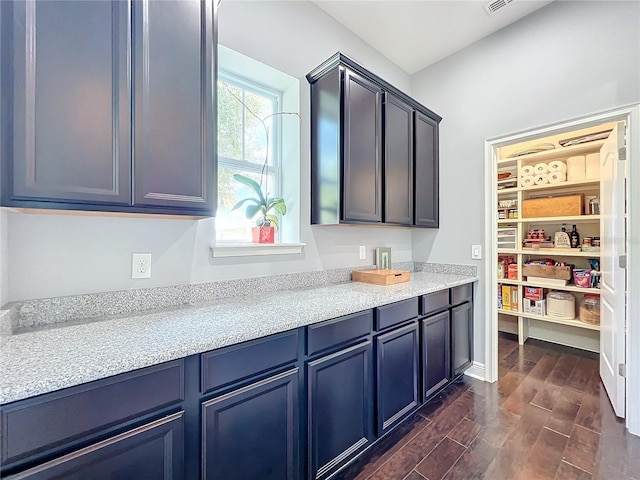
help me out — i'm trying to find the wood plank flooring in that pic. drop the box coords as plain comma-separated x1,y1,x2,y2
333,333,640,480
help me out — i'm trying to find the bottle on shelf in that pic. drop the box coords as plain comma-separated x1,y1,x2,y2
570,224,580,248
562,224,567,233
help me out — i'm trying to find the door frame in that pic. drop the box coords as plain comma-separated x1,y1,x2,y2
483,104,640,436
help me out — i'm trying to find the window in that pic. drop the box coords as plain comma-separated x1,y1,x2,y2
216,72,282,242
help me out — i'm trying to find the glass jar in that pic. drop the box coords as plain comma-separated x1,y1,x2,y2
580,295,600,325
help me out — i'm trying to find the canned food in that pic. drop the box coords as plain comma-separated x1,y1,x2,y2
582,237,592,247
592,237,600,247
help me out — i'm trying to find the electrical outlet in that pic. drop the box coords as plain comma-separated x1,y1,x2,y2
359,246,366,260
471,245,482,260
132,253,152,279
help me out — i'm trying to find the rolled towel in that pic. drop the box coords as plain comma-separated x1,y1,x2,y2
548,171,567,184
567,155,586,181
520,175,535,187
548,160,567,173
521,165,535,177
585,153,600,179
534,173,549,185
534,162,549,174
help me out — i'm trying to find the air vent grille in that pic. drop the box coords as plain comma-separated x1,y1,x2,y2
484,0,514,15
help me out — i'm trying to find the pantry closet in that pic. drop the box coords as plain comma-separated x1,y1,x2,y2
486,105,636,418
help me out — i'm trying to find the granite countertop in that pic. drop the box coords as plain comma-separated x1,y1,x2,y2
0,272,477,405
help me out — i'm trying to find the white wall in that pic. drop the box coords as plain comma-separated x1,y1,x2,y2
4,0,413,303
410,0,640,364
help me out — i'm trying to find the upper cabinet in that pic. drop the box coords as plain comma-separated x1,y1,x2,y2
0,0,217,216
307,53,441,228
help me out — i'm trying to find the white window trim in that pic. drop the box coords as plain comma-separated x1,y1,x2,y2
213,45,301,254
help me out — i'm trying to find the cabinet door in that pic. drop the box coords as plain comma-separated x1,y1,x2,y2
414,110,439,227
5,0,130,206
422,311,451,399
10,412,184,480
308,341,374,480
384,93,413,225
342,68,382,223
202,369,299,480
132,0,216,213
451,302,473,376
376,322,419,434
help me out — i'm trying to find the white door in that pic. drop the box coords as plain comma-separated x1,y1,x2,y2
599,122,627,417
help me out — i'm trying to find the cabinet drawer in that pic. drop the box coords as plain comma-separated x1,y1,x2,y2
201,330,299,394
8,412,184,480
421,290,449,316
307,310,372,357
375,297,419,331
1,360,184,466
451,284,472,306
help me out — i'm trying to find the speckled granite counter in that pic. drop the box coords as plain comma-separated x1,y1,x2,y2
0,272,477,405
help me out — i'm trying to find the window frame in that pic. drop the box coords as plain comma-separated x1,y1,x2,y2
216,70,284,242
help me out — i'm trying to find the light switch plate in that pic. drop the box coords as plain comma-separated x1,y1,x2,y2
471,245,482,260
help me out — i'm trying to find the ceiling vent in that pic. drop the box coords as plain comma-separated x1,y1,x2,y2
484,0,515,16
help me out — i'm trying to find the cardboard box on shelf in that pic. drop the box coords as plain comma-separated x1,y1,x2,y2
523,299,546,316
524,287,544,301
507,264,518,280
511,286,519,312
501,285,511,310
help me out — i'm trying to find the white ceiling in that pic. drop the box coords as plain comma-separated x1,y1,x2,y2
312,0,554,74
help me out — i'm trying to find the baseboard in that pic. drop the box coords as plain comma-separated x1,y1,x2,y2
464,361,486,381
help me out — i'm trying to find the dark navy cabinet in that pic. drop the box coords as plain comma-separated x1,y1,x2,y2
452,301,473,376
8,413,184,480
132,0,215,212
384,93,414,225
342,68,383,223
307,341,374,480
414,111,440,227
421,311,451,400
0,0,217,216
202,369,299,480
2,0,131,207
0,283,474,480
375,322,419,434
308,53,441,228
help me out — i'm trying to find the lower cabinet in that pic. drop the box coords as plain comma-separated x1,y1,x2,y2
376,322,419,434
421,310,451,400
452,301,473,376
8,412,184,480
307,341,374,480
201,369,299,480
1,284,475,480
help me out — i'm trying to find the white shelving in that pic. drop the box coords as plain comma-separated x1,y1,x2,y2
494,128,606,351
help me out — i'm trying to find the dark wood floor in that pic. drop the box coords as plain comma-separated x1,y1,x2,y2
334,333,640,480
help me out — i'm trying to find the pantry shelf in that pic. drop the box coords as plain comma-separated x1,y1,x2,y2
497,309,600,331
517,179,600,193
506,140,606,164
499,215,599,224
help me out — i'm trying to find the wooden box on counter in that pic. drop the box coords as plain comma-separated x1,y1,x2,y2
352,269,411,285
522,194,583,218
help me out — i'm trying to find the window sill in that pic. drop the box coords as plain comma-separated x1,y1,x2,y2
210,242,306,258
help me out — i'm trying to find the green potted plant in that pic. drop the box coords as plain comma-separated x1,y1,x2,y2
231,173,286,243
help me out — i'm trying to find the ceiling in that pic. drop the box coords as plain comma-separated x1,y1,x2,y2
311,0,554,75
